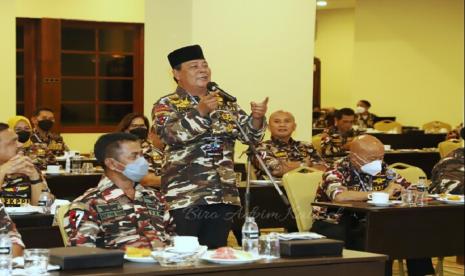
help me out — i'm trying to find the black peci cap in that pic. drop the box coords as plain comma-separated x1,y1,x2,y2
168,45,205,68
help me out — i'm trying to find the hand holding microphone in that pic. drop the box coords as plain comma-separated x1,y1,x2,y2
197,92,219,117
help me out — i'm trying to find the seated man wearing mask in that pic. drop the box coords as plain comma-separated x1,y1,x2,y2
30,107,68,156
429,127,464,195
255,110,326,179
311,135,434,276
116,113,163,188
64,133,173,249
0,200,25,257
321,108,360,162
354,100,376,129
0,123,49,207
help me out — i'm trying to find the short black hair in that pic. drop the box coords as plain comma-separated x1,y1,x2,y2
94,133,139,169
172,64,181,83
359,100,371,108
33,107,54,117
335,108,355,120
0,123,9,133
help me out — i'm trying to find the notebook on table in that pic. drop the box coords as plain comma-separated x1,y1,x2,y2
49,247,124,270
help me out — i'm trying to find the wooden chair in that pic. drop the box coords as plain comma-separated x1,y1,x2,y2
438,139,463,158
423,121,452,134
56,204,70,246
282,167,323,232
388,162,426,184
311,134,323,155
374,120,402,134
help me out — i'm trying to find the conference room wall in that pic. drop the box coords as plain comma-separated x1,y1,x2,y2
315,8,355,111
0,0,16,119
1,0,316,154
146,0,317,163
316,0,464,128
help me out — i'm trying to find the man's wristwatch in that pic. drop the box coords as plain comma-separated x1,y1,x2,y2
30,178,43,185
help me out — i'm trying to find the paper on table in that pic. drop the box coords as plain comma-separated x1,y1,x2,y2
278,232,325,241
5,206,45,215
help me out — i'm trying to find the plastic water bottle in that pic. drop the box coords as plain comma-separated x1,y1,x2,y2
242,216,259,256
38,188,54,214
416,176,427,206
65,155,71,173
0,231,12,276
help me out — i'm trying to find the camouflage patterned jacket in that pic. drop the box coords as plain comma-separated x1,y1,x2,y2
64,177,173,249
30,129,68,155
355,113,376,129
1,174,47,207
153,86,266,210
29,129,68,170
141,139,164,176
312,156,409,224
429,147,464,195
0,200,25,248
254,137,326,179
320,126,360,159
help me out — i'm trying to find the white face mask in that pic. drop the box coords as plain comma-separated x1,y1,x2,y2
361,160,382,176
355,106,366,114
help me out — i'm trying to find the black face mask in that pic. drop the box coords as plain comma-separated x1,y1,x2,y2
129,127,148,140
16,130,32,143
38,120,54,131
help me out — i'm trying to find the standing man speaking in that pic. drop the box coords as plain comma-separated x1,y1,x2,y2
152,45,268,249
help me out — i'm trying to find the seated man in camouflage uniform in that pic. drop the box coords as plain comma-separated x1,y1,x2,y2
64,133,173,249
320,108,360,162
0,123,49,207
354,100,376,129
255,110,326,179
0,200,25,257
153,45,267,249
311,135,434,276
30,107,68,170
429,127,464,195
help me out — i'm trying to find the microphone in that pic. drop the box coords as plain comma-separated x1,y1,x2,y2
207,82,237,102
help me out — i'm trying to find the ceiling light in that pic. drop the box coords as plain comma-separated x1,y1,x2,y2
317,0,328,7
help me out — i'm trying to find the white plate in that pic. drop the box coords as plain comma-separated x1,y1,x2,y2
428,194,440,198
201,250,262,265
367,200,401,207
124,254,157,263
437,197,464,205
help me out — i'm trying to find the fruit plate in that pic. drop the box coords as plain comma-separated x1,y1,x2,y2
200,250,262,265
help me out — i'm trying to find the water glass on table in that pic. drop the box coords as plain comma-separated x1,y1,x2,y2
258,233,280,259
401,189,417,207
24,248,49,274
81,162,94,174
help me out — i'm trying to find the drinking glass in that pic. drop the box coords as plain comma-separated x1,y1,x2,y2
24,248,49,274
258,233,280,259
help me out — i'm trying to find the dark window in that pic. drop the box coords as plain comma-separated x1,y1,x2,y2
17,19,144,132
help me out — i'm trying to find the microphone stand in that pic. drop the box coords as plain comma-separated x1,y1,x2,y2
232,116,290,219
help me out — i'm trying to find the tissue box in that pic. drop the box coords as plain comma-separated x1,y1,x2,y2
280,238,344,258
49,247,124,270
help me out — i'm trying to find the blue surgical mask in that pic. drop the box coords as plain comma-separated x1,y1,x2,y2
361,160,382,176
119,156,149,182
